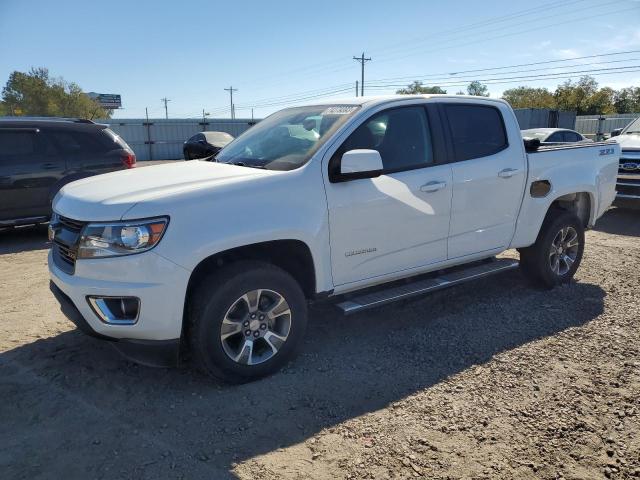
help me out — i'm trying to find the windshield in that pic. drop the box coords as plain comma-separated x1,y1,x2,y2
622,117,640,134
216,104,360,170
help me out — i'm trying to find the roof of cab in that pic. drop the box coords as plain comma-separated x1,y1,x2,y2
300,94,510,108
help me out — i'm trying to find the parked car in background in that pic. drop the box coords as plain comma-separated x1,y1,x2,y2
0,117,135,229
183,131,234,159
48,95,619,383
609,116,640,207
521,128,592,145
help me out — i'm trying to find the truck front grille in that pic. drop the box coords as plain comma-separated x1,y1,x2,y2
51,216,86,275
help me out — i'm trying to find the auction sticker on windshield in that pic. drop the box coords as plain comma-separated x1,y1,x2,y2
322,105,360,115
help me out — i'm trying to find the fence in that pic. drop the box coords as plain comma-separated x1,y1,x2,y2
575,113,640,141
95,118,258,161
512,108,576,130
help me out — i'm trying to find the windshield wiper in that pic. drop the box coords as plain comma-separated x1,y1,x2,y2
232,161,266,169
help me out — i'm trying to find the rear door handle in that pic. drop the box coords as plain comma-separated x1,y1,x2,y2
498,168,519,178
42,163,57,170
420,181,447,193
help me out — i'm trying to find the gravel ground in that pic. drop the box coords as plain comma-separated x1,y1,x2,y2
0,207,638,480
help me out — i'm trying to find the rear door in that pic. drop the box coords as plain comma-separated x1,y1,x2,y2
0,128,64,221
441,102,526,259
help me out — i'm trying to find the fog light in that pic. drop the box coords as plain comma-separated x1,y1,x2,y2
87,296,140,325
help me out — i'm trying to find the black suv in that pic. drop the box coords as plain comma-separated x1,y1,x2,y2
0,117,136,228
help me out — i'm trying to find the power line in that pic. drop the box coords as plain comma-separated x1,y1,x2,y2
371,2,633,67
367,50,640,84
366,65,640,89
365,69,640,95
232,0,593,91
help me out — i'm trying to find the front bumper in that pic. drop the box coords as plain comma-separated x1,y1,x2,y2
49,282,180,366
616,173,640,201
48,249,191,366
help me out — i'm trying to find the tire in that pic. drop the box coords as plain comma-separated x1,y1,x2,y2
519,209,585,289
184,149,191,160
188,261,307,383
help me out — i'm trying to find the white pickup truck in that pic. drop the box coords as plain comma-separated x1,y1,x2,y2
48,95,620,382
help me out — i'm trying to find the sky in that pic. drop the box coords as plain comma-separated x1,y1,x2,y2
1,0,639,119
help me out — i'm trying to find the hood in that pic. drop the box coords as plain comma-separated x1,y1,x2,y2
53,161,274,221
611,133,640,151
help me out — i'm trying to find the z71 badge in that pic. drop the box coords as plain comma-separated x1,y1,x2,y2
599,148,615,156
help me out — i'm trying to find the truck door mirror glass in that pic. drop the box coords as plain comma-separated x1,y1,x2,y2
610,128,622,137
339,149,383,181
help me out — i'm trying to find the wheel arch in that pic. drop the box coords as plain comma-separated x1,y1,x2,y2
184,239,317,316
511,188,595,249
546,191,593,228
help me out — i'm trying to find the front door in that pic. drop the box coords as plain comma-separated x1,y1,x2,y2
323,105,452,286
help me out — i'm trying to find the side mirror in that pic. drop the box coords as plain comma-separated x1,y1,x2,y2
610,128,623,137
338,149,383,181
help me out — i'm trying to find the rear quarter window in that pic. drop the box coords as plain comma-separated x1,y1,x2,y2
444,104,508,161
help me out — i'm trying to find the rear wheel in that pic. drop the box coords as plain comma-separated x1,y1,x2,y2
519,209,584,288
184,149,191,160
188,261,307,383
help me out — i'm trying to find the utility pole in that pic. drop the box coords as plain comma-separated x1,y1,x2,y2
353,52,371,97
202,109,209,131
161,97,170,119
355,80,359,97
224,86,238,119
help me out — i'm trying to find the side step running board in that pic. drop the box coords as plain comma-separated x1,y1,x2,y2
336,258,519,315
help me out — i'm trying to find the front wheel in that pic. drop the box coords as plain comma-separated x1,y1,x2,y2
188,261,307,383
519,210,585,289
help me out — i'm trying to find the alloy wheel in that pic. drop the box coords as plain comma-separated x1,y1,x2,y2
548,226,580,276
220,289,292,365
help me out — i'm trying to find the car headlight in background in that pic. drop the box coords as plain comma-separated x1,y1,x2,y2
77,217,168,259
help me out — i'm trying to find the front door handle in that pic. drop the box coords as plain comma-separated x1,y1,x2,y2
498,168,519,178
420,181,447,193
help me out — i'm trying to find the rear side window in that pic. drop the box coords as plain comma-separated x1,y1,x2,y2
341,106,433,172
444,104,507,161
46,129,111,155
563,131,581,142
0,130,37,156
546,132,562,143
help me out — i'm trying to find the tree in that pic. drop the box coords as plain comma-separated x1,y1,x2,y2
613,87,640,113
553,76,614,115
467,80,489,97
1,67,111,119
501,87,556,109
396,81,447,94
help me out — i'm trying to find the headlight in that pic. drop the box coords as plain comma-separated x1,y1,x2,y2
77,217,168,259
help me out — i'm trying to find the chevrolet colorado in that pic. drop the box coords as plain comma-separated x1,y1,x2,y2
48,95,620,382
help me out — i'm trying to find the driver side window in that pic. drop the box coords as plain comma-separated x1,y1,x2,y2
331,106,433,176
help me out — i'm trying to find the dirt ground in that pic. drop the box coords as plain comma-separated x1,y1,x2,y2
1,207,638,480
